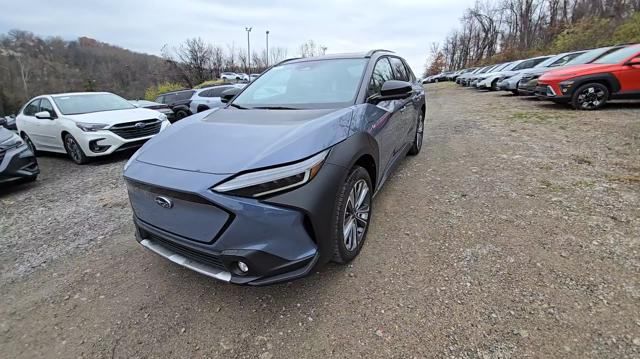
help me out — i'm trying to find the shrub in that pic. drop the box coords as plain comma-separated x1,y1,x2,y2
194,79,224,89
144,82,186,101
550,17,616,53
612,12,640,44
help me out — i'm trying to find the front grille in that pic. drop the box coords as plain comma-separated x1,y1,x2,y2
110,119,161,139
149,233,226,271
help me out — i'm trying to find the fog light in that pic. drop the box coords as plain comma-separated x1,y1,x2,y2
237,261,249,273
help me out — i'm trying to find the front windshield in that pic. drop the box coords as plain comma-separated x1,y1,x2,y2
231,58,367,109
567,48,613,65
53,93,135,115
594,45,640,64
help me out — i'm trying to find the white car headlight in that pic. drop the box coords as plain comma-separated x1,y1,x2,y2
213,150,329,198
76,122,108,132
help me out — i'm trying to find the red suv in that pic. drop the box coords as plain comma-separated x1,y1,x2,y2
537,44,640,110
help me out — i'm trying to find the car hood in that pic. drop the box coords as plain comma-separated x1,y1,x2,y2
135,106,354,174
65,108,162,126
0,127,15,143
540,63,612,79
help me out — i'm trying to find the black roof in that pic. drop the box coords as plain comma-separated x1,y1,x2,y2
282,49,395,65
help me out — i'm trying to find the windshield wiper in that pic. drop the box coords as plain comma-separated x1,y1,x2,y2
250,106,300,110
228,103,248,109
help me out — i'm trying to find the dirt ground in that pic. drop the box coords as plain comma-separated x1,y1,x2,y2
1,83,639,358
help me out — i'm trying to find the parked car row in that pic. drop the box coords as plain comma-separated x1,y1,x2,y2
152,84,246,121
444,43,640,110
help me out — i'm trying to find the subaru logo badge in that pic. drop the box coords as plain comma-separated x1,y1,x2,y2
135,122,147,129
154,196,173,209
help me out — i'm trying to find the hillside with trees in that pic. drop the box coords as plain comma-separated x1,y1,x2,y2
0,30,311,116
0,30,175,116
424,0,640,76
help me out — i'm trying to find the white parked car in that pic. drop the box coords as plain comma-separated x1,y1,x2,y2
188,84,246,114
16,92,171,164
221,72,239,81
249,73,261,81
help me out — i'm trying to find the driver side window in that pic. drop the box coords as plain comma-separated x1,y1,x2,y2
368,58,394,98
39,99,57,118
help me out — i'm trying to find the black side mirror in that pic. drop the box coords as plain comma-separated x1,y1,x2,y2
221,88,242,103
626,57,640,66
372,80,413,103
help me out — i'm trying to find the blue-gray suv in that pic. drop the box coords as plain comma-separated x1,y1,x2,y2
124,50,426,285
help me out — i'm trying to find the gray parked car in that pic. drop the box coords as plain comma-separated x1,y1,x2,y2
188,84,246,114
123,50,426,285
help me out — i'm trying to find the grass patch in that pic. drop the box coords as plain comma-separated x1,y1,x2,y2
571,155,593,166
608,174,640,184
509,111,550,124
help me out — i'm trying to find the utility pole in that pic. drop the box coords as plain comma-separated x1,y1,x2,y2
266,30,270,67
245,27,252,75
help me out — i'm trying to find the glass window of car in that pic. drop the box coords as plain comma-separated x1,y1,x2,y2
201,87,230,98
39,98,57,118
174,90,195,101
548,52,585,67
23,99,41,116
231,58,368,109
155,95,165,104
368,58,394,97
513,57,551,71
593,45,640,64
389,57,410,81
52,93,136,115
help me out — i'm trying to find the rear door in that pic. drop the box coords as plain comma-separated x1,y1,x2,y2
19,99,42,145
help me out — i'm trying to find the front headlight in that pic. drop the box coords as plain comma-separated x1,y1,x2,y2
213,150,329,198
76,122,108,132
0,134,25,150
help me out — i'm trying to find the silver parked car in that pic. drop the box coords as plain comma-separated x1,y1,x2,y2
188,84,246,114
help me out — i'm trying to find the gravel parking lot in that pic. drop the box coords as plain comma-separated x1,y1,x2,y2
1,83,639,358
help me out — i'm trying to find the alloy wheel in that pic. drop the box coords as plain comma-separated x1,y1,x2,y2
416,113,424,151
343,179,371,252
577,86,606,110
22,134,36,154
65,137,82,163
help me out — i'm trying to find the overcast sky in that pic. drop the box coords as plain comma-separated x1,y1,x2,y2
0,0,475,75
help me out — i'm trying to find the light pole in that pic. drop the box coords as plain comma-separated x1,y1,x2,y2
266,30,270,67
245,27,252,75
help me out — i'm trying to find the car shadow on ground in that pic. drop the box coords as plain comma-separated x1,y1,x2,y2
533,100,640,112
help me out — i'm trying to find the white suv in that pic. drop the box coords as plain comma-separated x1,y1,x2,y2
221,72,239,81
16,92,171,164
189,84,246,114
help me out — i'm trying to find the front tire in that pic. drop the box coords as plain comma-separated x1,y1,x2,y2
63,134,89,165
21,133,37,155
408,111,425,156
571,83,609,110
175,109,189,120
331,166,373,264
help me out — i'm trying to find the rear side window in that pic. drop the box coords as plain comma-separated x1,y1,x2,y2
155,95,165,104
175,91,195,101
368,58,394,96
389,57,409,81
200,87,229,98
23,99,40,116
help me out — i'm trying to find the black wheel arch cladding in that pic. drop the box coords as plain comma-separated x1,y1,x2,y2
265,133,380,266
569,73,620,95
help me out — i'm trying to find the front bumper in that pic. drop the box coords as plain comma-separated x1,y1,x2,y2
0,144,39,184
498,77,519,91
535,84,571,103
124,158,347,285
76,120,170,157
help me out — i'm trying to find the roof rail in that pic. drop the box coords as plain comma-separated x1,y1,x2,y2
365,49,394,57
